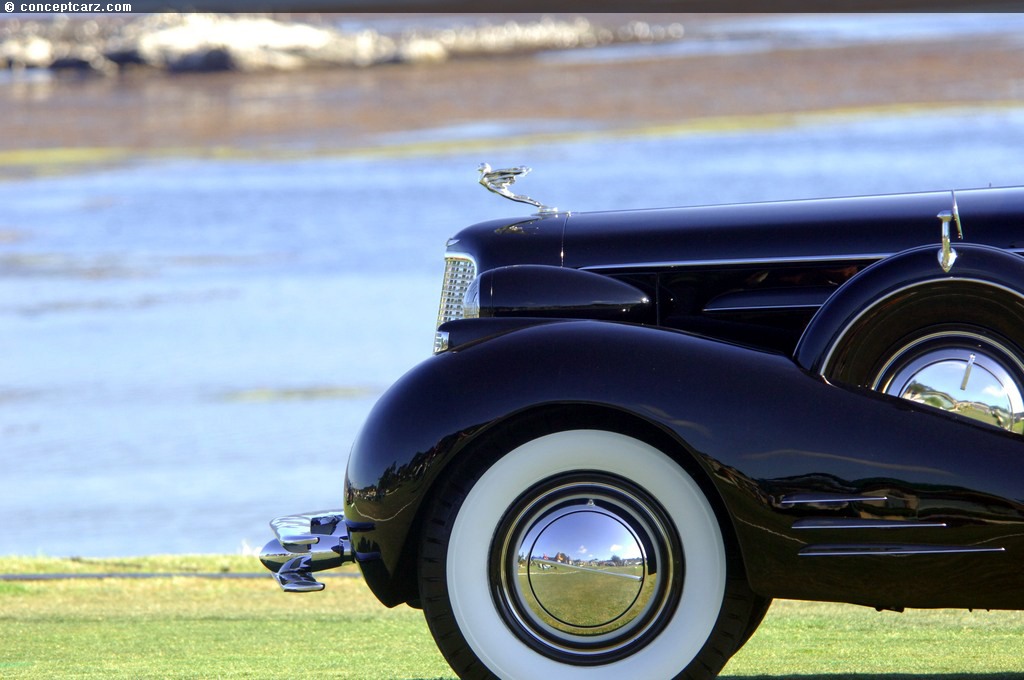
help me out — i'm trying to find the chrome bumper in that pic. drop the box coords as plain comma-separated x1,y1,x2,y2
259,510,354,592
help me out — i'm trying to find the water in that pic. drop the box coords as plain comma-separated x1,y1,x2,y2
540,13,1024,65
4,105,1024,557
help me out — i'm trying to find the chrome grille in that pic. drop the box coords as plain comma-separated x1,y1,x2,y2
436,254,477,330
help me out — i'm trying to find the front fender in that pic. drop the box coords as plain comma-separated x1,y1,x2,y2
345,319,1024,609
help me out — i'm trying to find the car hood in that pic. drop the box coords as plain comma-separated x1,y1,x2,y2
561,186,1024,271
448,186,1024,274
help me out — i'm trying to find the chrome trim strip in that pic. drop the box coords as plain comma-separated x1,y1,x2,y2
581,250,1024,273
792,518,947,530
800,544,1005,557
704,302,824,312
703,285,837,313
779,493,888,506
581,253,889,272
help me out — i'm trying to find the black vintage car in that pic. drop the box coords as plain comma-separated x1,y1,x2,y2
261,165,1024,679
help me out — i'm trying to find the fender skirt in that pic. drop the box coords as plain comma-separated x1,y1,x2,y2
344,320,1024,610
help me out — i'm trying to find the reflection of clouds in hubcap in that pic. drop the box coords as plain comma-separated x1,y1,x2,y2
501,481,675,649
878,337,1024,435
529,509,643,562
525,509,645,628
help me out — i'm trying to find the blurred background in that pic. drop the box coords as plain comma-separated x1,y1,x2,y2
3,12,1024,557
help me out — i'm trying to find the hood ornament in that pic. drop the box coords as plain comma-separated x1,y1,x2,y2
937,190,965,273
478,163,558,215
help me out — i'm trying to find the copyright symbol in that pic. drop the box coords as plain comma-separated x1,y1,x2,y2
4,2,12,11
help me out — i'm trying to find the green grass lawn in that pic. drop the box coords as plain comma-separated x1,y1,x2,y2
2,556,1023,679
517,562,653,632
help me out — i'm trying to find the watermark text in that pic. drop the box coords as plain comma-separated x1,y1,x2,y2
6,2,132,11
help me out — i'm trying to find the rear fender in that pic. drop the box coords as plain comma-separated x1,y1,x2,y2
795,243,1024,374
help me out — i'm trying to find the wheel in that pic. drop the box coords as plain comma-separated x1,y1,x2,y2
418,428,765,680
736,594,772,651
821,280,1024,435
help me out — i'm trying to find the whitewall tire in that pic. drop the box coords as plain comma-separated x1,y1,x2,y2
418,428,758,680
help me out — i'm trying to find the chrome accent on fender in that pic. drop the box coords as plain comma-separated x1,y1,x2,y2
260,510,354,593
478,163,558,215
433,330,450,354
937,211,958,272
461,275,480,319
937,210,957,272
800,544,1005,557
951,190,964,239
792,518,947,530
436,253,477,330
778,493,888,506
937,191,964,273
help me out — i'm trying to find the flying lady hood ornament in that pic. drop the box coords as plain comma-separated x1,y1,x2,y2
478,163,559,215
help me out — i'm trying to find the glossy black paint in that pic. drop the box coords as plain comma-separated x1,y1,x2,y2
450,187,1024,275
795,243,1024,373
446,214,566,271
446,187,1024,355
345,319,1024,610
469,264,651,321
559,187,1024,270
344,185,1024,613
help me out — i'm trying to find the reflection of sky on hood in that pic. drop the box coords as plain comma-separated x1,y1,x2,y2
529,511,643,562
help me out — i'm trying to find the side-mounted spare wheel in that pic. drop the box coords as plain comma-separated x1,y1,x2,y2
796,244,1024,435
417,428,768,680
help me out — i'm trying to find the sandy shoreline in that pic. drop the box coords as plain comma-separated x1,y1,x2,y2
3,16,1024,169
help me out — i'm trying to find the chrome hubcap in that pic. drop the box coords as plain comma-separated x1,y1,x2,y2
874,331,1024,434
492,475,681,662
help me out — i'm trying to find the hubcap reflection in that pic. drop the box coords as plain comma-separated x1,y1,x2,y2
525,508,644,629
874,332,1024,435
492,475,681,662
